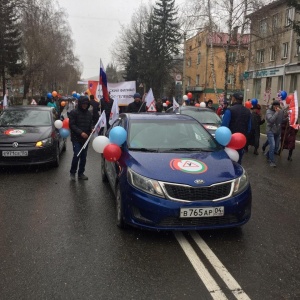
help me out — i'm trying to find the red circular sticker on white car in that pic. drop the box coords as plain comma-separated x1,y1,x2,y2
4,129,26,136
170,158,208,174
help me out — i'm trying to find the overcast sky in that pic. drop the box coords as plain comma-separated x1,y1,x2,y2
58,0,185,80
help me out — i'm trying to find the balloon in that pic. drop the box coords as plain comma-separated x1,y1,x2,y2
103,143,122,162
54,120,63,129
280,91,287,100
59,128,70,138
200,102,206,107
52,91,57,97
166,100,170,105
285,94,294,105
76,93,80,99
183,95,188,101
195,103,200,107
47,92,52,99
227,133,246,150
224,147,239,162
245,101,252,109
163,103,167,107
109,126,127,146
251,98,258,106
72,92,77,98
92,136,111,153
60,101,66,107
62,118,69,129
187,92,193,99
215,126,232,146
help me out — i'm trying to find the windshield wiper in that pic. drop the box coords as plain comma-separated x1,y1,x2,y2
128,147,159,152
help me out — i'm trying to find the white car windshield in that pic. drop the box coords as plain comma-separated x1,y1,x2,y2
128,119,221,151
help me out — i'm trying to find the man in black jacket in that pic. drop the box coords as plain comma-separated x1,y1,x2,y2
127,93,147,113
69,96,93,180
89,94,100,126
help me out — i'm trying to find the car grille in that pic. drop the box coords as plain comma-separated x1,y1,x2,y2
0,142,36,148
163,182,232,201
159,215,239,227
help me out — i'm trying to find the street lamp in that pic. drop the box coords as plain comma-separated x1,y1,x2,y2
182,31,187,96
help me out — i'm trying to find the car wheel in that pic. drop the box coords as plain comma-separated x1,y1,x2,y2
101,155,108,182
116,183,126,229
52,146,60,167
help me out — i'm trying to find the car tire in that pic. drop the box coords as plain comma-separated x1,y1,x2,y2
116,183,126,229
101,155,108,182
52,145,60,167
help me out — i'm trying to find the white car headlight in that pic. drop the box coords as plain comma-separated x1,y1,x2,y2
35,137,53,148
127,168,165,197
232,168,249,196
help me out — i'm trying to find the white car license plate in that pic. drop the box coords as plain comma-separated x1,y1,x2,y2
180,207,224,218
2,151,28,157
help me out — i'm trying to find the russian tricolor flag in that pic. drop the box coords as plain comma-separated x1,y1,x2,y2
100,59,109,102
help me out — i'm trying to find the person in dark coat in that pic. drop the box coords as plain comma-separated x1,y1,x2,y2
246,104,265,155
127,93,147,113
206,99,216,112
99,93,114,134
280,120,298,161
69,96,93,180
89,94,100,126
221,92,251,164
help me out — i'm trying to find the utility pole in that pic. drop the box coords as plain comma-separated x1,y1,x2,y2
182,31,187,97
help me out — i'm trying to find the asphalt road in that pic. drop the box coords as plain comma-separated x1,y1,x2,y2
0,136,299,300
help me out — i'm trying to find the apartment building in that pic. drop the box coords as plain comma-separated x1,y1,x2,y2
245,0,300,105
184,29,249,103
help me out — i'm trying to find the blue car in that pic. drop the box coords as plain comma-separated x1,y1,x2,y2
101,113,252,230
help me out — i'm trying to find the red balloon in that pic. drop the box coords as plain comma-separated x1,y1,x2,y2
103,144,122,162
166,100,170,105
195,103,200,107
227,133,246,150
187,92,193,99
285,94,294,105
245,101,252,109
62,118,69,129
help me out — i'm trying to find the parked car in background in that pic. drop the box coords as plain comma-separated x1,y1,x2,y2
102,113,252,231
0,106,66,167
166,106,222,136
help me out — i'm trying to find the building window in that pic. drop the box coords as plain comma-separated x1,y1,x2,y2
266,77,272,91
270,46,275,61
228,52,236,63
285,7,293,27
297,41,300,56
282,42,289,58
290,74,297,92
187,57,191,67
187,77,191,86
196,75,200,85
278,76,283,91
256,50,264,63
197,52,201,64
272,13,279,30
189,45,192,51
259,19,267,35
227,74,233,85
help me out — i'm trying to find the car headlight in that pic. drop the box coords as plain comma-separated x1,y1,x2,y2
127,168,165,197
232,169,249,196
35,137,53,148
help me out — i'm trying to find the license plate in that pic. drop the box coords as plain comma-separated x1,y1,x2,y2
180,207,224,218
2,151,28,157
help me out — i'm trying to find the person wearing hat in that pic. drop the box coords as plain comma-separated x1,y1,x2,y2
221,92,251,164
246,103,265,155
216,100,229,117
206,99,216,112
127,93,147,113
264,100,284,167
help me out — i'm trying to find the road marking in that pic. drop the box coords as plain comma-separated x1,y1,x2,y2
174,231,228,300
189,231,251,300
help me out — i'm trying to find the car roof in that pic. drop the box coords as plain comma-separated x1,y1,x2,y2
4,106,54,111
122,113,197,121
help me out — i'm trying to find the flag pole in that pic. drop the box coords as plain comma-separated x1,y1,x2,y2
77,129,95,157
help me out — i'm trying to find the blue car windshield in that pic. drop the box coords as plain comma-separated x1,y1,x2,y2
128,119,220,150
0,110,52,126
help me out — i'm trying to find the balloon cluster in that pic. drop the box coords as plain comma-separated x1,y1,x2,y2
72,92,81,99
92,126,127,162
54,118,70,138
245,98,259,109
215,127,246,162
285,93,294,105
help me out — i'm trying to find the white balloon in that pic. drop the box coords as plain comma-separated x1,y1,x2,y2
54,120,63,129
224,147,239,162
183,95,188,100
92,136,111,153
200,102,206,107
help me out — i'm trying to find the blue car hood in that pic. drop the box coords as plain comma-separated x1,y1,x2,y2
124,150,242,186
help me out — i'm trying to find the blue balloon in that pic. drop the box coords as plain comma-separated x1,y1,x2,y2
47,92,52,99
281,91,287,100
109,126,127,146
59,128,70,138
72,93,77,98
251,98,258,106
215,126,232,146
